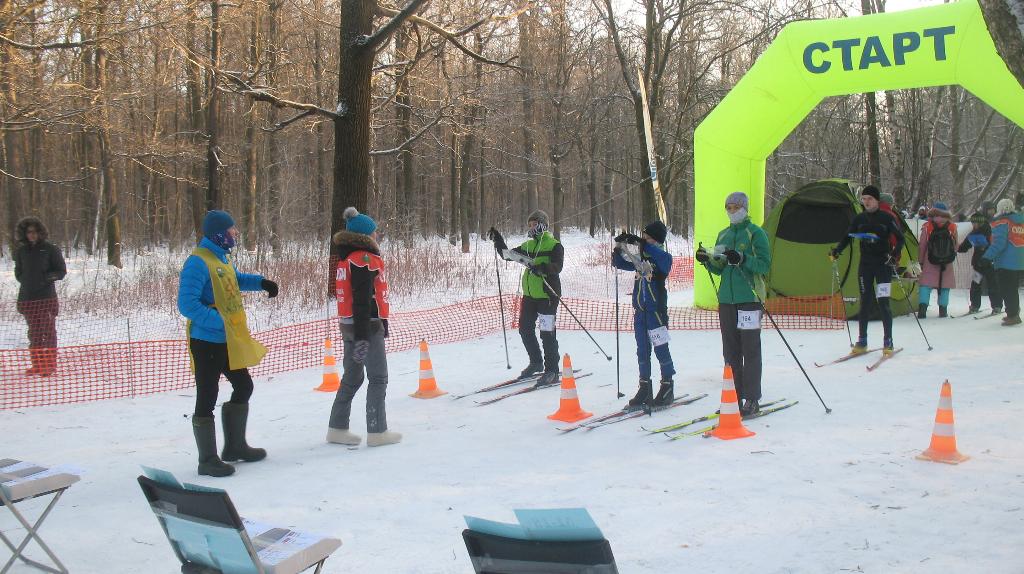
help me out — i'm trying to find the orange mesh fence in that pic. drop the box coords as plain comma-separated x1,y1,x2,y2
1,291,841,410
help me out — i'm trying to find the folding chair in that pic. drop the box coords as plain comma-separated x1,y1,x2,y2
137,470,341,574
462,529,619,574
0,459,80,574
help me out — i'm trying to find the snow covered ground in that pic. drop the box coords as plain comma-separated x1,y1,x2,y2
4,289,1022,573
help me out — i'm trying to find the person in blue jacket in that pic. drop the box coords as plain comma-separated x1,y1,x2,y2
982,199,1024,326
957,212,1001,315
178,210,279,477
612,221,676,409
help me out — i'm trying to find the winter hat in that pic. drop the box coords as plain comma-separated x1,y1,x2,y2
970,212,988,227
860,185,880,201
202,210,235,239
343,206,377,235
527,210,549,226
880,193,895,205
996,198,1015,215
928,202,952,218
724,191,748,210
643,220,668,244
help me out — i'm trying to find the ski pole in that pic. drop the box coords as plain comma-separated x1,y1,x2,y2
891,266,933,351
614,263,623,398
540,276,613,361
736,264,832,414
493,246,511,369
830,259,853,347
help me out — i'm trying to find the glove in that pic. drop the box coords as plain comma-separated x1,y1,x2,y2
695,248,710,264
724,249,744,266
614,232,643,246
828,247,840,261
44,272,59,282
487,227,508,252
885,253,900,267
261,279,279,298
382,319,390,338
351,339,369,365
612,246,622,258
976,258,993,270
528,263,546,276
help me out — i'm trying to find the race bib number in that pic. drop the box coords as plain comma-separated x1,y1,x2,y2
737,310,761,330
972,271,983,284
648,326,671,346
538,314,556,332
875,283,891,298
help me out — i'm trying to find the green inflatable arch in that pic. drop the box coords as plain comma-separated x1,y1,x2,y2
693,0,1024,308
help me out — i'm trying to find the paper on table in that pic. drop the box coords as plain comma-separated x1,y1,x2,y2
515,508,605,542
463,515,529,540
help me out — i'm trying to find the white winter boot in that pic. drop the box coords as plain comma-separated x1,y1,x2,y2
367,431,402,447
326,428,362,445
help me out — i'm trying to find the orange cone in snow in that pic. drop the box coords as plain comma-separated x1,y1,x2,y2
547,354,592,423
723,363,733,381
916,380,968,464
707,376,755,440
314,337,340,392
410,339,447,399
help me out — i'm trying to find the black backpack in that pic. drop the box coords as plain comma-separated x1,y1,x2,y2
927,224,957,266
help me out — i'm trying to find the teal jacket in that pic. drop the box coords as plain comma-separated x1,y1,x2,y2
703,218,771,304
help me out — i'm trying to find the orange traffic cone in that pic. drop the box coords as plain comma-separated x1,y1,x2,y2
410,339,447,398
314,337,340,392
547,354,593,423
723,363,733,381
917,380,968,464
707,376,755,440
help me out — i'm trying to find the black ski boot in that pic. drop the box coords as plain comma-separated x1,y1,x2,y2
652,380,674,407
939,306,948,318
221,402,267,463
535,370,560,387
193,416,234,477
519,361,543,379
740,399,760,416
627,379,653,410
918,303,927,319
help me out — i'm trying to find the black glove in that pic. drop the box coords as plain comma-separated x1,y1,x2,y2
382,319,390,338
261,279,279,298
351,339,369,364
724,249,744,266
695,249,710,264
44,272,59,282
976,257,993,270
614,232,643,246
828,247,840,260
487,227,508,252
612,246,622,258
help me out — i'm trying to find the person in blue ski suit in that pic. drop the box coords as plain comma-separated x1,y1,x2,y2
612,221,676,409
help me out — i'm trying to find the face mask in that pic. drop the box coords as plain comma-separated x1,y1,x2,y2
212,231,236,250
528,221,547,238
728,208,747,225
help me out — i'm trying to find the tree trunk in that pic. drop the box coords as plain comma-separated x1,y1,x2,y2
96,2,121,267
864,91,881,186
394,28,414,240
267,0,282,252
978,0,1024,89
206,0,221,211
518,11,538,212
185,8,206,239
242,0,261,247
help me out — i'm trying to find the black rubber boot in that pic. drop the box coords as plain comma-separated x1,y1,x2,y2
193,416,234,477
627,379,653,409
939,306,948,318
652,381,674,407
918,303,927,319
519,362,543,379
220,402,267,463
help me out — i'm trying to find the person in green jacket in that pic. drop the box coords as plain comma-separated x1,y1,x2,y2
488,210,564,387
695,191,771,415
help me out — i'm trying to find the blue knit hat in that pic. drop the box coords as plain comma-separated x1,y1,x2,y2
343,207,377,235
202,210,235,239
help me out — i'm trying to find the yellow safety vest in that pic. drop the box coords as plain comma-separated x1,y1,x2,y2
188,248,267,370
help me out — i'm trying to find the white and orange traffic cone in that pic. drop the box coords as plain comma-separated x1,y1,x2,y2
410,339,447,399
547,354,592,423
723,363,733,381
314,337,340,392
917,380,968,464
707,376,755,440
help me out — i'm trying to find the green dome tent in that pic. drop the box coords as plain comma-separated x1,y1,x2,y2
762,179,919,319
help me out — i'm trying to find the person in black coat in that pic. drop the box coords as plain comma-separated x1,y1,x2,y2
13,217,66,376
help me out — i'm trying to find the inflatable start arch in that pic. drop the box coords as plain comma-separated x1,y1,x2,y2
693,0,1024,308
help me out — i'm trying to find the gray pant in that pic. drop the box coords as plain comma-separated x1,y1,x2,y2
718,303,762,402
329,320,389,433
